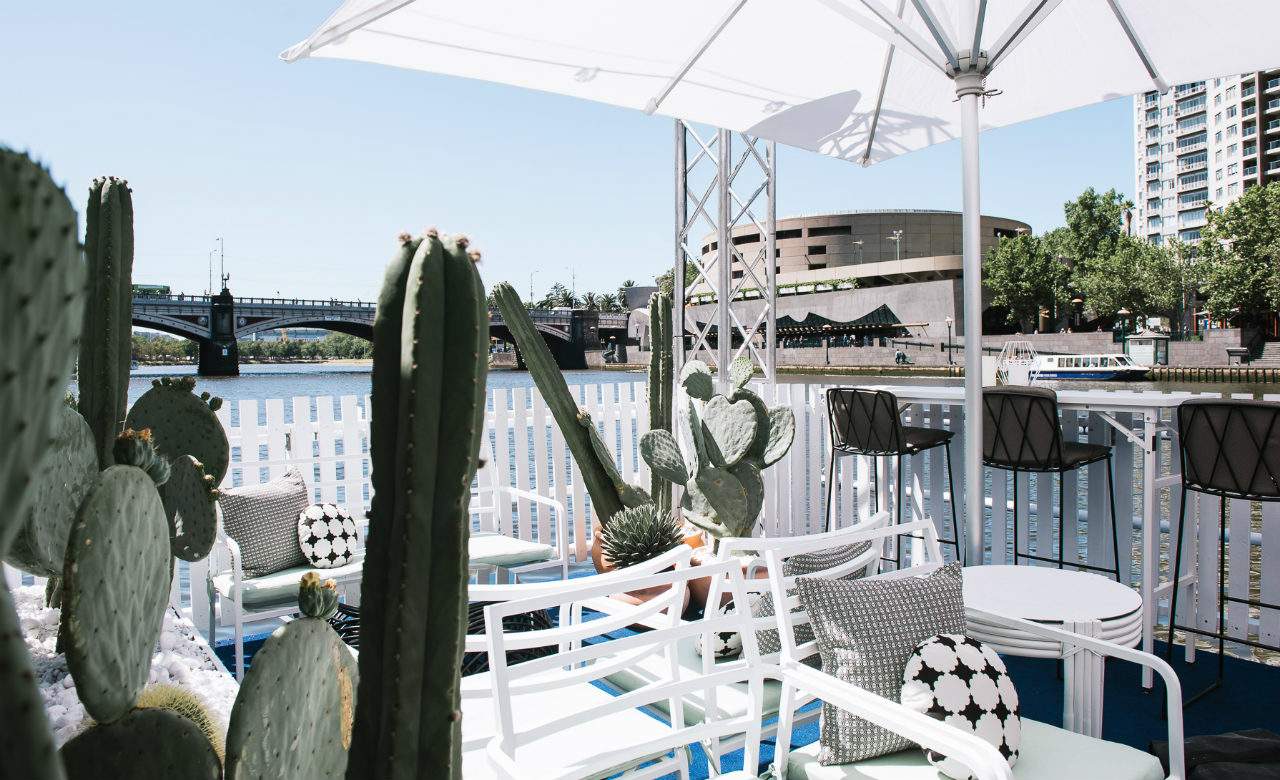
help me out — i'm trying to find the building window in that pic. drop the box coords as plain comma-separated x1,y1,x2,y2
1216,168,1224,181
1226,85,1236,98
775,228,802,240
1227,124,1238,138
1179,228,1202,241
1216,187,1224,199
807,225,851,237
731,232,760,246
1227,105,1238,118
1228,162,1239,175
1214,131,1223,143
1214,112,1222,125
1228,143,1237,155
807,245,827,255
1228,183,1239,196
1215,94,1222,106
1215,150,1224,162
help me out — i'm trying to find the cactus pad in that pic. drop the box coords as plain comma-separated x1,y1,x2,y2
125,377,229,485
6,403,99,577
112,428,171,486
763,406,796,467
135,683,225,763
63,465,171,724
728,356,755,390
638,429,688,487
680,360,715,401
299,572,339,620
700,395,757,467
0,148,84,558
160,454,218,562
60,707,221,780
0,580,63,780
685,466,748,532
225,617,356,780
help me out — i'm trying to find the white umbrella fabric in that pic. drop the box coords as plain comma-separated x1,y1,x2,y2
284,0,1280,563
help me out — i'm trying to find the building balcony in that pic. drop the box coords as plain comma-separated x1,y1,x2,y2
1245,165,1258,177
1267,99,1280,114
1268,78,1280,93
1175,139,1207,154
1174,82,1206,97
1243,85,1257,98
1175,121,1207,136
1243,106,1257,118
1176,157,1207,172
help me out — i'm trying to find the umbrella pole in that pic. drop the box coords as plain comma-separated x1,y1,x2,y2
958,75,985,566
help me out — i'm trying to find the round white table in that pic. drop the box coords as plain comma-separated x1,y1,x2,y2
963,565,1143,738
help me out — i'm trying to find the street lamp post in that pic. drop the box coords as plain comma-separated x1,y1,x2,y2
944,315,954,365
1071,296,1083,330
822,324,832,365
1117,307,1132,342
887,229,903,262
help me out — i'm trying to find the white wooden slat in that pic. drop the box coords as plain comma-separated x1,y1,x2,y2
510,388,534,539
292,396,312,497
1014,470,1030,563
1228,497,1251,641
618,382,639,486
803,386,822,538
1062,412,1082,567
567,384,590,550
1116,412,1136,586
1260,501,1280,647
949,403,967,560
490,389,515,537
530,388,551,546
989,467,1006,566
339,395,363,509
315,395,338,505
1086,412,1107,570
1034,467,1053,563
925,404,947,554
1196,491,1220,636
550,408,573,558
264,398,288,483
238,398,263,493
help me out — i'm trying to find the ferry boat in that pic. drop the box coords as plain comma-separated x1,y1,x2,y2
1029,353,1150,381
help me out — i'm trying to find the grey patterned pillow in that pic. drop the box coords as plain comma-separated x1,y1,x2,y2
751,541,874,657
218,469,311,577
796,561,965,765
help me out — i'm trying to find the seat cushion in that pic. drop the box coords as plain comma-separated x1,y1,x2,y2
212,554,364,609
784,718,1163,780
902,426,954,454
469,531,555,568
603,635,785,723
1060,441,1111,469
460,677,676,780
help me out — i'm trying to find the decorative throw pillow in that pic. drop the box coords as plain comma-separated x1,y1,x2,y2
751,541,874,658
795,561,965,765
694,601,744,660
901,634,1021,779
297,503,361,568
218,469,311,578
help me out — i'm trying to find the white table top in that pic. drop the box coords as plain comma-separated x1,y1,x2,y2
853,383,1208,412
963,565,1142,624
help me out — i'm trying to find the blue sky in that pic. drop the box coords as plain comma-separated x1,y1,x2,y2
4,3,1136,302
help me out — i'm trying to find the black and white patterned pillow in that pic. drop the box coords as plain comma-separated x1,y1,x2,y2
901,634,1021,779
751,541,874,658
795,562,965,765
218,469,310,577
297,503,361,568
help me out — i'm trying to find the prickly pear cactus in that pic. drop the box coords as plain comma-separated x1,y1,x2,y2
62,465,171,724
226,576,356,780
298,571,339,620
59,707,221,780
639,357,795,542
6,403,99,577
78,176,135,467
112,428,171,486
124,377,229,485
134,683,225,763
347,230,486,780
0,148,84,556
160,454,219,562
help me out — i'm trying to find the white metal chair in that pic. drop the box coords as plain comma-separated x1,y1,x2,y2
204,503,364,680
763,521,1187,780
469,449,570,583
483,551,770,780
460,545,695,779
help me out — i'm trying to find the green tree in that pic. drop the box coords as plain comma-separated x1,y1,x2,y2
581,292,600,311
617,279,636,308
1075,235,1180,321
656,262,697,298
1198,182,1280,327
1062,187,1132,264
598,292,622,312
982,234,1070,331
537,282,578,309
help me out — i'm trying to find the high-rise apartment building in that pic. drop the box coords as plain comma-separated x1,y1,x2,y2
1132,68,1280,245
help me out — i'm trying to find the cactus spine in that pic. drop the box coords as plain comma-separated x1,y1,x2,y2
492,282,648,525
78,177,134,467
346,230,487,780
640,357,795,542
647,293,674,514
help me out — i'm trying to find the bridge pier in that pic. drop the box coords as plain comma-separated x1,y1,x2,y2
199,289,240,376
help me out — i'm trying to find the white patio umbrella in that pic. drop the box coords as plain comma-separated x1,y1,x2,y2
283,0,1280,563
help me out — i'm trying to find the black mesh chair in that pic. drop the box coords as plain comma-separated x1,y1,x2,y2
982,386,1120,580
825,388,962,563
1166,399,1280,704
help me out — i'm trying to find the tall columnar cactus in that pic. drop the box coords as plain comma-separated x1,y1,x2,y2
78,176,135,467
492,282,649,525
347,230,487,780
0,147,85,780
640,357,795,542
226,574,356,779
647,292,674,514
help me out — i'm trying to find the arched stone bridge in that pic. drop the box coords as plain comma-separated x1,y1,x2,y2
132,292,630,375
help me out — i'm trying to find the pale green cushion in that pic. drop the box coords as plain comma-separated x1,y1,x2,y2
785,718,1163,780
604,636,784,723
469,531,555,568
211,554,364,609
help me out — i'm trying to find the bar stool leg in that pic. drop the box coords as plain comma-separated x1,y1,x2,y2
825,447,837,533
1216,497,1227,687
894,453,905,567
944,441,962,564
1011,467,1019,567
1107,454,1121,582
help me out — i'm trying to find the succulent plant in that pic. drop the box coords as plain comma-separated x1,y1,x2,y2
134,684,225,764
640,357,794,542
124,377,229,485
60,707,222,780
112,428,171,486
78,176,135,467
492,282,650,526
299,571,340,621
647,292,675,514
62,464,171,724
346,230,487,780
5,403,99,578
601,503,682,569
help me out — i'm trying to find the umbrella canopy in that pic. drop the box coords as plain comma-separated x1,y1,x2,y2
284,1,1280,571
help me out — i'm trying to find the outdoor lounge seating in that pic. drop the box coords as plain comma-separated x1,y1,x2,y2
468,452,569,583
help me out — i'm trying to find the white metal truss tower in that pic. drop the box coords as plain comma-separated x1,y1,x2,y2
674,121,777,388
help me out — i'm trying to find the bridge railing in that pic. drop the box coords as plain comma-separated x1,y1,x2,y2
133,294,375,308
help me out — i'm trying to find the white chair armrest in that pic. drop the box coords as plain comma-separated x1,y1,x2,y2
494,486,568,558
965,606,1186,780
783,662,1015,780
208,525,244,595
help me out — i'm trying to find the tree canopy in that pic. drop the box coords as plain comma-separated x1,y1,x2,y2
1197,182,1280,327
982,234,1070,331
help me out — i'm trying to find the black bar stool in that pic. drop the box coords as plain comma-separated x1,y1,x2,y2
981,386,1120,580
825,388,962,563
1166,398,1280,705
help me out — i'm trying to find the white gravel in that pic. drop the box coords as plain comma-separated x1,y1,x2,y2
14,585,239,746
